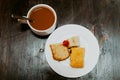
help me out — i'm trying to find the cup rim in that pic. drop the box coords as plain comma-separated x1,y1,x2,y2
27,4,57,32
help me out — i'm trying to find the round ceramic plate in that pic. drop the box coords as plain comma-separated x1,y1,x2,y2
45,24,99,78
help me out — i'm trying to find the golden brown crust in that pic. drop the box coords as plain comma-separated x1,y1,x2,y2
70,47,85,68
50,43,70,61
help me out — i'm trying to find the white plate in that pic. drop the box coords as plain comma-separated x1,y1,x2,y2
45,24,99,78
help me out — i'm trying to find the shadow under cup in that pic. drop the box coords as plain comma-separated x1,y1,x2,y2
27,4,57,36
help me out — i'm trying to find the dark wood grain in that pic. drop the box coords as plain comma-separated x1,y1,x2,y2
0,0,120,80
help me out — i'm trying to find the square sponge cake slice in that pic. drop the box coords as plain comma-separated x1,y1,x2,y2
68,36,80,48
50,43,70,61
70,47,85,68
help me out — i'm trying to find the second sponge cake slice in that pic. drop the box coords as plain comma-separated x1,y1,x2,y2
68,36,80,48
70,47,85,68
50,43,70,61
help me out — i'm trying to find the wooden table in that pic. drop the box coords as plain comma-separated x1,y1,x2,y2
0,0,120,80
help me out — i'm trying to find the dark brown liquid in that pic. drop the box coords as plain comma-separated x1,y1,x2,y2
29,7,55,30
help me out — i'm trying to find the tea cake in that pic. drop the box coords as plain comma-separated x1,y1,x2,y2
70,47,85,68
50,43,70,61
68,36,80,48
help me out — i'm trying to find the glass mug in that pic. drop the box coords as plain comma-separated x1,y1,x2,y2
18,4,57,36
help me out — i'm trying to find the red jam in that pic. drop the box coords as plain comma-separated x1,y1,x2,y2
63,40,69,47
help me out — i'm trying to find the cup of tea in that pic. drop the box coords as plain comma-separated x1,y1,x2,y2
18,4,57,36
